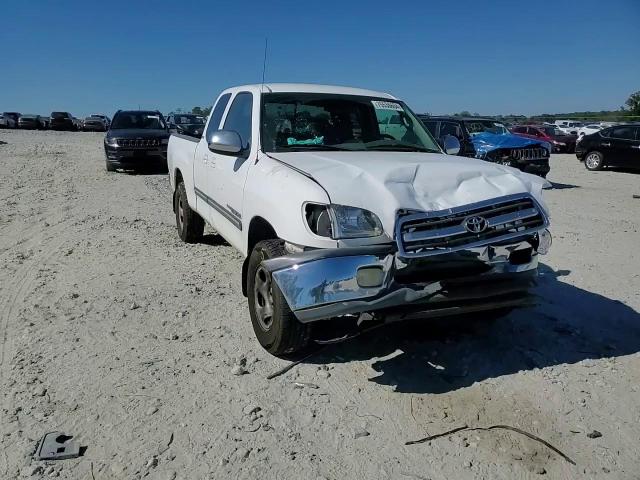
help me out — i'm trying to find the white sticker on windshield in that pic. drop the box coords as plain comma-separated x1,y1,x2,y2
372,100,403,111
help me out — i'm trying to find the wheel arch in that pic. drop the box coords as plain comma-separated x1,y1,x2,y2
172,168,184,213
242,216,279,296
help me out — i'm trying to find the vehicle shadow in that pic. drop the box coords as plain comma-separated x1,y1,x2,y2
308,264,640,394
548,181,580,190
123,169,168,176
606,167,640,175
200,233,230,247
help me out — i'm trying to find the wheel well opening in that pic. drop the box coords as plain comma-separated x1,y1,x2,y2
173,169,184,212
242,217,278,296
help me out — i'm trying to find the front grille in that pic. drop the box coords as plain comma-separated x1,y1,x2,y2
117,138,160,148
396,193,547,258
510,147,548,161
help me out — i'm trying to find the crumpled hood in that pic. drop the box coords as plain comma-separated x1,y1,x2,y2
272,151,549,235
471,132,549,157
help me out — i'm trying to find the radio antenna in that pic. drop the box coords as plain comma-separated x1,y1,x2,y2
261,37,268,93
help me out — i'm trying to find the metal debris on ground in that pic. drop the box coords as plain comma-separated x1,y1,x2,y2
405,424,577,466
266,349,325,380
293,382,319,389
36,432,81,460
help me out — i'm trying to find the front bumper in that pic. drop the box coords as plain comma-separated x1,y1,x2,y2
84,124,106,131
104,145,167,168
518,160,550,176
263,235,543,323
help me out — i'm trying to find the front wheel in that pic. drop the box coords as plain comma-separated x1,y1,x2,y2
247,240,311,356
584,151,604,171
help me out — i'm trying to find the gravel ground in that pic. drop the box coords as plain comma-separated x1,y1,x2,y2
1,129,639,480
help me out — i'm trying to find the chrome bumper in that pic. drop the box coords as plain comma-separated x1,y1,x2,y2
263,235,543,323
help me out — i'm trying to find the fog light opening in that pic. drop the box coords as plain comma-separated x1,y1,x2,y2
356,266,384,288
538,229,552,255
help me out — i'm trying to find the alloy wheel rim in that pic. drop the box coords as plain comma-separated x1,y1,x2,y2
254,266,274,331
586,153,600,169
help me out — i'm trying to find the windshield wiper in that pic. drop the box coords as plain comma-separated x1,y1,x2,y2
277,144,352,151
366,143,439,153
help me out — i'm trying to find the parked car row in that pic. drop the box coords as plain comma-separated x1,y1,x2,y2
510,124,577,153
0,111,111,131
418,116,551,177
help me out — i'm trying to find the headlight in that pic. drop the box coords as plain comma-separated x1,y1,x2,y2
304,203,383,239
161,138,169,145
105,136,118,147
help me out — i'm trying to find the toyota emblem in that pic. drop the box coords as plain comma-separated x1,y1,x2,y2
463,215,489,234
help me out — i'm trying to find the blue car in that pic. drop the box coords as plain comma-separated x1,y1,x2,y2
418,116,551,178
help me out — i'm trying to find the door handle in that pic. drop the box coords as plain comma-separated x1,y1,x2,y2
631,145,640,149
601,143,611,147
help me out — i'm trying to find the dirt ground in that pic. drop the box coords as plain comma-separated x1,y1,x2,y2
1,129,639,480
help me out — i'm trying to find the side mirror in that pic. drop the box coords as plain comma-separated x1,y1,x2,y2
207,130,243,155
442,134,461,155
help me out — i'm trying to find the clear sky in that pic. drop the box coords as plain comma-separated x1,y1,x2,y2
2,0,639,118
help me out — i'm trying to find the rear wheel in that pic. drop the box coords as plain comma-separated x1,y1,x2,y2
584,151,604,171
175,182,204,243
247,240,311,356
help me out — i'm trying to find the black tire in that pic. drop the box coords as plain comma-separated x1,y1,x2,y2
174,182,204,243
247,239,311,356
584,151,604,171
105,159,116,172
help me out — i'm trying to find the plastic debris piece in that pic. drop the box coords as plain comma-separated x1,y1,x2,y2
36,432,81,460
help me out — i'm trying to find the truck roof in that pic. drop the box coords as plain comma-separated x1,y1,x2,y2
224,83,396,99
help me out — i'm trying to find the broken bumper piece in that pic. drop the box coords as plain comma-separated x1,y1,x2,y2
263,237,542,323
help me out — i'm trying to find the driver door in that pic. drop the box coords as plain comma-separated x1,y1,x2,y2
207,91,254,250
194,93,231,225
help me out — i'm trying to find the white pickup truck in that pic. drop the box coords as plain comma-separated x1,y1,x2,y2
168,83,552,355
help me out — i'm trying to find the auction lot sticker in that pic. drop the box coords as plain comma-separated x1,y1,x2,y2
372,100,403,111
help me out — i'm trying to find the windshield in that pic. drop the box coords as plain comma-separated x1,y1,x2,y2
260,93,440,153
51,112,70,119
465,120,509,135
542,127,564,136
174,115,204,125
111,112,166,129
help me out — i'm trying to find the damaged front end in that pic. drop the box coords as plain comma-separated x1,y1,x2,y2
484,147,551,177
471,132,551,177
263,193,551,323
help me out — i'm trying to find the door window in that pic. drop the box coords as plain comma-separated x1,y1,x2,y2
205,93,232,140
223,92,253,151
610,126,635,140
440,122,462,139
421,120,437,136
